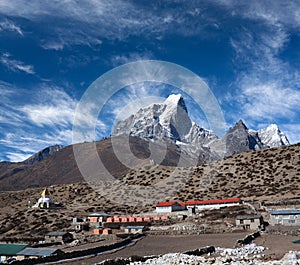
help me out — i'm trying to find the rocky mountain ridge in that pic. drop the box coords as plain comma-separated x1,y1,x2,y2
23,144,64,165
113,94,289,161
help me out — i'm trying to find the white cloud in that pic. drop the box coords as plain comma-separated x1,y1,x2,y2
0,82,111,161
0,19,23,35
0,1,223,49
40,41,65,51
215,0,300,30
0,1,155,48
0,129,74,162
5,152,29,163
238,83,300,120
111,52,154,67
0,83,80,161
0,53,35,74
219,1,300,141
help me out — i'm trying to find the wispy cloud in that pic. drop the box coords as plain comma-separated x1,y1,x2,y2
110,52,154,67
0,19,23,35
5,152,29,163
0,83,80,161
0,1,225,50
238,83,300,120
19,87,77,127
0,53,35,74
0,129,74,162
218,1,300,143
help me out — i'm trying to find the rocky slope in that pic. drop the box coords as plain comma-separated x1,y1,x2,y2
119,142,300,203
23,144,63,165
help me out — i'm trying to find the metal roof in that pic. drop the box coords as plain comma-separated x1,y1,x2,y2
0,244,27,255
46,232,70,236
186,198,241,205
17,247,59,257
236,215,262,220
156,201,183,207
88,212,111,217
125,226,144,229
156,201,175,207
269,209,300,215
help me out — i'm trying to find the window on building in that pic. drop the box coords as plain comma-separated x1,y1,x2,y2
240,219,244,224
283,215,290,219
288,220,295,224
251,219,254,223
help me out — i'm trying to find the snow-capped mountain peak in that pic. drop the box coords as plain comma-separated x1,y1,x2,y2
164,93,182,105
258,124,290,148
113,94,192,141
112,94,289,162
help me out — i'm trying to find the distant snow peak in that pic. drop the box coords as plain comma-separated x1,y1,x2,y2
112,94,289,162
258,124,290,148
164,93,182,104
113,94,192,141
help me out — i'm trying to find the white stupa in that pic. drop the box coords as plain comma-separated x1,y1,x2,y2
33,188,52,208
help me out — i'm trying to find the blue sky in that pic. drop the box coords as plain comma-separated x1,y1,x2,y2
0,0,300,162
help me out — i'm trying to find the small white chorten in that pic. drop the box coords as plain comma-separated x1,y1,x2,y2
34,188,52,208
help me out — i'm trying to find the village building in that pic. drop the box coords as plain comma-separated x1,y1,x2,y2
236,215,263,230
124,226,145,234
45,232,73,244
185,198,241,211
269,209,300,226
155,201,185,213
72,218,89,232
93,228,112,235
16,247,63,260
0,244,27,263
88,212,111,223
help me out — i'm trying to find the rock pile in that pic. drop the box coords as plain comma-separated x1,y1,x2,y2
216,243,265,261
129,245,300,265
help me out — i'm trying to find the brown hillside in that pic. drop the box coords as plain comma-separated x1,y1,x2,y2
0,136,194,191
0,182,147,240
118,143,300,203
0,143,299,240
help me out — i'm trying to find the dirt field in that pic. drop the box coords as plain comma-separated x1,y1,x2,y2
54,232,300,265
254,233,300,260
60,232,248,265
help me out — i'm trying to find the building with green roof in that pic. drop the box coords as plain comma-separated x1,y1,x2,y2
0,243,27,262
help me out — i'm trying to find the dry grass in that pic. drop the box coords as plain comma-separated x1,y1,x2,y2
0,182,146,241
121,143,300,202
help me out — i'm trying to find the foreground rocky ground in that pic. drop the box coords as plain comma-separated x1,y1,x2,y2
98,242,300,265
125,250,300,265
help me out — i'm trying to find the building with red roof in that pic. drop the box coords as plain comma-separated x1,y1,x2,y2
155,201,185,213
185,198,241,210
